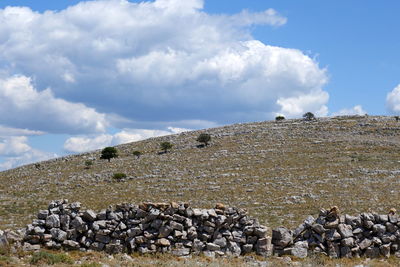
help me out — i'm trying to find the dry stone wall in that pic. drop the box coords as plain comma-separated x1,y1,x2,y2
22,200,272,257
272,208,400,259
3,201,400,260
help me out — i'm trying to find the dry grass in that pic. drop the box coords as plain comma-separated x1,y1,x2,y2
1,115,400,265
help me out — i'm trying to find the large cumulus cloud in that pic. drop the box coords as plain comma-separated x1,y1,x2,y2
0,0,328,129
386,84,400,114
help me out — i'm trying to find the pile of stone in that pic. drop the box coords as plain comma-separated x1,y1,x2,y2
272,207,400,259
23,200,271,257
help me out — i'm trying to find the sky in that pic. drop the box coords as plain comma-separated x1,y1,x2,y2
0,0,399,170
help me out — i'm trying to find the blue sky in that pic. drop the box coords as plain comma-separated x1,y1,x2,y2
0,0,399,170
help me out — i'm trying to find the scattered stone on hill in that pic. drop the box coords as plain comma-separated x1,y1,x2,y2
21,200,272,257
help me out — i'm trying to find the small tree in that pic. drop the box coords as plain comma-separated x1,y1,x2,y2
303,112,316,121
395,116,400,122
275,115,285,121
100,147,118,162
84,160,93,169
160,142,173,153
132,151,142,159
197,133,211,146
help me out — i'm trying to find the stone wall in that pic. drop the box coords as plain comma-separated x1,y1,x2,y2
3,202,400,259
22,200,272,257
272,208,400,259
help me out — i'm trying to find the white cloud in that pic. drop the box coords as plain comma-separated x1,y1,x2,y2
0,75,108,134
0,135,56,170
332,105,367,116
277,90,329,118
0,0,328,127
0,136,31,156
64,127,190,153
229,9,287,27
386,84,400,114
0,125,44,137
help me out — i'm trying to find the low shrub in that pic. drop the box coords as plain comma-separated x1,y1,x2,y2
113,173,127,180
275,115,285,121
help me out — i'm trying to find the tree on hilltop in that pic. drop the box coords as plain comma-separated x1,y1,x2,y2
100,147,118,162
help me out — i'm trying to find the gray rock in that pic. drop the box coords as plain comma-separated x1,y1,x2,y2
46,214,60,228
192,239,205,252
372,224,386,236
380,244,390,258
338,224,353,238
214,237,227,248
82,210,97,222
242,244,253,253
340,246,352,258
327,241,340,258
359,238,373,250
326,229,341,241
272,227,292,248
63,240,80,250
311,224,326,234
0,232,8,248
206,242,221,251
158,225,173,238
50,228,67,242
254,226,269,238
171,248,190,256
37,210,49,220
341,237,355,247
365,246,380,258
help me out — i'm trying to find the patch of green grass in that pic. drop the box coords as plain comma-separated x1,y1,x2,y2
30,251,73,265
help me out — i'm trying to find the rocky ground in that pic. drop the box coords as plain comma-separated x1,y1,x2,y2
1,115,400,266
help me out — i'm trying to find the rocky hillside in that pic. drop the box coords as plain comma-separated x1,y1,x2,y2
1,115,400,232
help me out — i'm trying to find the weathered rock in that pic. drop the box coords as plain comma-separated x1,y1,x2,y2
46,214,60,228
365,246,380,258
272,227,292,248
63,240,80,250
82,210,97,222
338,224,353,238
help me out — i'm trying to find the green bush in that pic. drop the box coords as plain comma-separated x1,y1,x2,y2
113,173,127,180
100,147,118,162
84,160,93,169
30,251,73,265
196,133,211,146
132,151,142,159
160,142,173,153
275,115,285,121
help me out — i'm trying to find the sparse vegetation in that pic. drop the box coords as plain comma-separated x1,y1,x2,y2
100,147,118,162
196,133,211,147
30,251,73,265
303,112,316,121
160,141,173,153
395,116,400,122
275,115,285,121
132,150,142,159
112,173,127,180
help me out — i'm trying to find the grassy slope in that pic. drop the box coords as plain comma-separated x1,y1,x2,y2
1,115,400,232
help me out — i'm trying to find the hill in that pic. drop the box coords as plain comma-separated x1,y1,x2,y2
1,115,399,232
